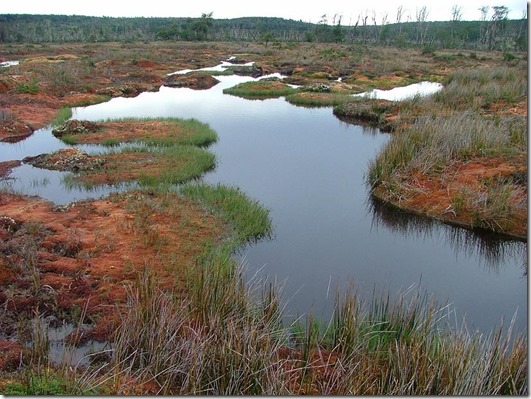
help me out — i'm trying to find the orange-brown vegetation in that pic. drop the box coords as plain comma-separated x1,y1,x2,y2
0,191,226,345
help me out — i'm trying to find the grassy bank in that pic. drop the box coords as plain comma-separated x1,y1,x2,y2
61,144,216,189
48,117,219,189
53,117,218,147
360,65,527,238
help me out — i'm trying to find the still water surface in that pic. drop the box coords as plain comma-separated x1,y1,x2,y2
1,73,527,335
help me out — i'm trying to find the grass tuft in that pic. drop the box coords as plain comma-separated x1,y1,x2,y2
179,182,273,251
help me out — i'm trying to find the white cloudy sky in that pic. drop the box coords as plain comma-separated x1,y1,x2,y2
2,0,528,23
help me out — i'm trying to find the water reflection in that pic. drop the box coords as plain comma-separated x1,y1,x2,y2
0,60,20,68
333,113,381,135
168,60,255,76
0,66,525,336
368,196,527,275
353,81,443,101
0,163,136,205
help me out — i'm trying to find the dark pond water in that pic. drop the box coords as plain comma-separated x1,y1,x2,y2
1,71,527,336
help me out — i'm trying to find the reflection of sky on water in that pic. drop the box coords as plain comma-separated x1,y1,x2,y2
0,74,526,336
0,60,20,67
168,60,256,75
0,163,134,204
353,81,443,101
0,127,66,162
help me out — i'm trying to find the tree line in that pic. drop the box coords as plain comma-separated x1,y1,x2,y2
0,8,527,51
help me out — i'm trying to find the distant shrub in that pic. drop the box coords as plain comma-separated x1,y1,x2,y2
503,52,517,62
15,78,40,94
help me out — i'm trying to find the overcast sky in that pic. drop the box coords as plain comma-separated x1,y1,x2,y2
2,0,528,23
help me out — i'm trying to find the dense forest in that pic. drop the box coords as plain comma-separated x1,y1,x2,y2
0,8,527,51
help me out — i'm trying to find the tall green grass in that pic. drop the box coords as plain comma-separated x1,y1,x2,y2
137,145,216,187
367,110,526,235
5,254,525,395
109,266,288,395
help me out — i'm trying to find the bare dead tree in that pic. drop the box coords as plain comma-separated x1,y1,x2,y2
451,4,462,22
479,6,490,48
515,8,528,50
451,5,463,47
359,9,369,43
396,5,405,35
379,11,389,44
371,10,378,42
415,6,429,45
488,5,509,49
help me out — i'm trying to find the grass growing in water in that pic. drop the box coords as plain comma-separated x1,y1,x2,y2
52,107,73,127
54,117,218,148
81,265,527,395
285,92,350,108
57,117,219,190
105,117,218,147
64,145,216,189
223,79,297,99
333,98,394,127
362,65,527,237
179,182,273,252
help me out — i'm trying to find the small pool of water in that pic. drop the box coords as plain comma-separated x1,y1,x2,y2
1,74,526,336
168,59,255,76
353,81,443,101
0,60,20,68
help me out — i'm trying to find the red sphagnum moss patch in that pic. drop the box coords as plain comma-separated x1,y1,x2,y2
0,191,226,343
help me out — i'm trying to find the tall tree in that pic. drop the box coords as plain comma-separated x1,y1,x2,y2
193,12,213,41
490,6,509,49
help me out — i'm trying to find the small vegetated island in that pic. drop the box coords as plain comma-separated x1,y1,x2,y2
0,10,527,395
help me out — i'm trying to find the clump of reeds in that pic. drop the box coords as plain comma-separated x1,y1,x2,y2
98,266,527,395
107,265,289,395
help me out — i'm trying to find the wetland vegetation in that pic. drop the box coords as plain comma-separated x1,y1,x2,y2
0,14,527,395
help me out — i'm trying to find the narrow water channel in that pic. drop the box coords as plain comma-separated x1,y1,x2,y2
1,72,527,336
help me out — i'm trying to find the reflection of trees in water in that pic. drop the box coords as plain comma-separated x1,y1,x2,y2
334,114,381,136
367,195,527,275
